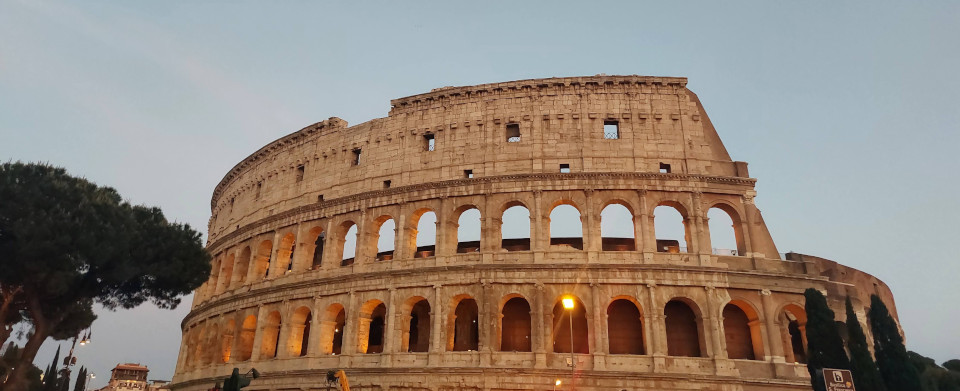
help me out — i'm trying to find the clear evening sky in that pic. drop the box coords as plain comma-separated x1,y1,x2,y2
1,1,958,387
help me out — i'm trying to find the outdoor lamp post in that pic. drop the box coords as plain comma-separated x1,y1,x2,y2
554,379,562,390
85,373,95,391
562,296,575,390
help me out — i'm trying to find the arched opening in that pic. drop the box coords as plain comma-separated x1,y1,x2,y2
260,311,281,359
276,233,296,275
665,299,702,357
341,223,358,266
320,304,345,355
500,297,532,352
204,324,220,365
552,296,588,354
549,204,583,250
237,315,256,361
254,240,273,280
607,299,644,354
654,203,689,253
783,304,808,364
723,301,762,360
405,298,431,352
601,203,636,251
375,217,396,261
456,207,481,253
218,253,235,293
234,247,251,287
708,205,745,256
501,204,531,251
414,210,437,258
221,319,235,363
450,298,479,351
358,301,386,354
305,226,325,270
287,306,312,357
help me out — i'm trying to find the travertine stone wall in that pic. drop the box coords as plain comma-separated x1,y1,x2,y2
171,76,899,391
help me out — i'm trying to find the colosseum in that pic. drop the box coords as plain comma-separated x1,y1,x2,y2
172,75,900,391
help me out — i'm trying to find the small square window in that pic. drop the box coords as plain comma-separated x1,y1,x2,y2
464,169,473,179
604,120,620,139
317,194,324,203
560,164,571,173
296,165,305,182
383,180,392,188
659,163,671,173
255,182,262,199
506,123,521,142
352,148,362,165
424,133,436,151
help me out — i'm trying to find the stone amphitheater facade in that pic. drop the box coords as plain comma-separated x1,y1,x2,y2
171,75,900,391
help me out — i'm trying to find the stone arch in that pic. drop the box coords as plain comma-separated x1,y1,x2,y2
708,202,746,256
548,201,583,250
664,298,704,357
339,221,358,266
722,300,763,360
218,252,235,293
654,202,691,253
320,303,346,355
234,246,251,287
237,315,256,361
275,232,296,276
781,303,808,364
221,318,235,363
402,296,431,352
607,297,645,355
501,201,531,251
552,295,589,354
447,295,479,351
358,300,387,354
287,306,312,357
373,215,396,261
301,226,324,270
600,202,636,251
455,205,482,253
412,209,437,258
499,295,532,352
260,310,282,359
253,240,273,281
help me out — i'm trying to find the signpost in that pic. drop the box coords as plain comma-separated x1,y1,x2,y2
823,368,856,391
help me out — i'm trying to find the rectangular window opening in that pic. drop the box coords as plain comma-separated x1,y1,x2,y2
352,148,362,165
560,164,571,173
464,169,473,179
317,194,324,203
506,123,521,142
255,182,262,199
604,120,620,139
659,163,671,173
383,180,392,189
296,165,305,182
424,133,436,151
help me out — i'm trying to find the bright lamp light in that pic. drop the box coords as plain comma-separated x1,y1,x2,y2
562,297,574,309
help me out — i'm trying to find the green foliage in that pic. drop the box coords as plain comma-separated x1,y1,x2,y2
907,351,960,391
804,288,850,391
944,360,960,373
0,162,211,391
41,346,60,391
869,295,921,391
845,297,886,391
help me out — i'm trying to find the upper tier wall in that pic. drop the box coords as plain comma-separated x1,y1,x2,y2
208,75,747,242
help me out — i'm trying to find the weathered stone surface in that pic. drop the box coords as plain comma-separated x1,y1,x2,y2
171,75,898,391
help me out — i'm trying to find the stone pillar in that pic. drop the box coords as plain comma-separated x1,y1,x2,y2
394,202,410,260
645,284,665,356
532,190,547,261
437,198,454,258
291,222,306,272
590,282,606,369
353,209,368,272
381,288,397,366
703,287,723,359
267,231,282,279
275,301,292,358
429,284,443,366
534,282,547,368
584,189,602,255
639,190,655,261
343,292,358,356
309,297,324,357
321,219,337,269
250,306,266,360
760,289,785,363
481,281,495,366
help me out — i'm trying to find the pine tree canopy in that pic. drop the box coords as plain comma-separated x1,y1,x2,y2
845,297,886,391
0,162,211,391
869,295,922,391
803,288,850,391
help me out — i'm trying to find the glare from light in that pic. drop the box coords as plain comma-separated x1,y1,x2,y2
555,379,562,386
562,297,575,309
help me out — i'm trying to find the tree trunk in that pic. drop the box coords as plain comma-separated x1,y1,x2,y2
0,285,22,349
2,293,50,391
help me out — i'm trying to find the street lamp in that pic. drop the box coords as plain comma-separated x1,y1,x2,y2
554,379,562,390
562,296,575,390
85,373,96,391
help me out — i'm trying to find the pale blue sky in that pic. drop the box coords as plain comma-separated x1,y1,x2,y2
2,1,958,387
